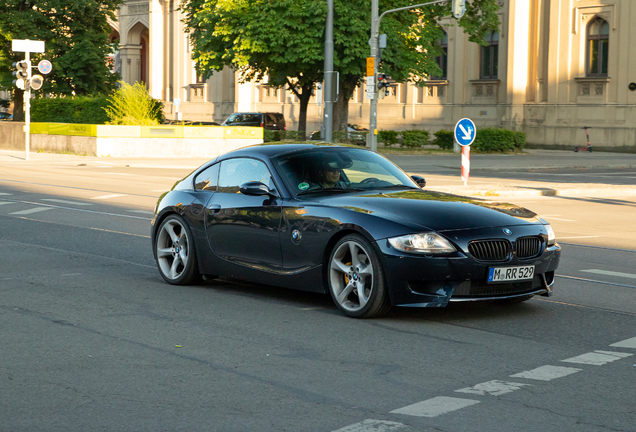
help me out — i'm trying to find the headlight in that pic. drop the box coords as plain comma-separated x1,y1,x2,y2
388,233,456,254
545,224,556,246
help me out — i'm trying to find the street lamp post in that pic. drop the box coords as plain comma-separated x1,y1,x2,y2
368,0,464,151
322,0,334,142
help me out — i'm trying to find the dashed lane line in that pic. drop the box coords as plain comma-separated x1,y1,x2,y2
455,380,532,396
41,198,93,206
610,337,636,349
330,336,636,430
333,420,408,432
9,207,54,215
581,269,636,280
91,194,127,200
509,365,582,381
561,350,632,366
0,202,14,205
390,396,480,417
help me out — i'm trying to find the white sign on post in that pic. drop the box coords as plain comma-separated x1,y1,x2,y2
12,39,45,53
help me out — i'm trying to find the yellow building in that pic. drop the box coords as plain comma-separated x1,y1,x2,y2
112,0,636,150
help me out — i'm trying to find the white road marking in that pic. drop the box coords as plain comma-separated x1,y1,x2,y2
561,350,632,366
581,269,636,280
455,380,532,396
0,202,15,205
9,207,54,215
332,420,407,432
91,194,126,200
41,199,92,206
610,337,636,349
0,193,13,195
510,365,581,381
127,210,155,215
390,396,480,417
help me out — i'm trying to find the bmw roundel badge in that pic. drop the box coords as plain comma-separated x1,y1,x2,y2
503,228,512,235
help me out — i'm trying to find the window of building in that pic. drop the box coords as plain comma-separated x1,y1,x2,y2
480,31,499,79
431,31,448,80
587,17,609,77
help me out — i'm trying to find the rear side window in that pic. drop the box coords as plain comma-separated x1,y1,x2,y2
218,158,275,193
194,163,219,191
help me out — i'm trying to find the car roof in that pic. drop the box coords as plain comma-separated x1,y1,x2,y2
220,143,353,159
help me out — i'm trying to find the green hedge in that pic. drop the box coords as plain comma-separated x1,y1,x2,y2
432,130,452,150
378,130,398,146
30,95,164,125
401,130,430,148
472,128,526,152
31,96,111,124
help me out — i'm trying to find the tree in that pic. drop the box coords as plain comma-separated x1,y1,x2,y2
0,0,123,121
181,0,500,133
181,0,327,136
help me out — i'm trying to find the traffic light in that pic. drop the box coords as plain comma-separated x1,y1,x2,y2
12,60,29,80
452,0,466,19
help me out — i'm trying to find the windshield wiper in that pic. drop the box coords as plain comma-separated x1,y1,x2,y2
297,187,365,196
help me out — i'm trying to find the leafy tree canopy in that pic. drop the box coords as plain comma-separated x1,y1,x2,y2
0,0,123,97
182,0,500,131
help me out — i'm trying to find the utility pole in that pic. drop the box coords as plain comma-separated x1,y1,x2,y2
368,0,464,151
322,0,334,142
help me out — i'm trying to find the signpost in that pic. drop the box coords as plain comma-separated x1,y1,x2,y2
454,118,476,186
11,39,50,161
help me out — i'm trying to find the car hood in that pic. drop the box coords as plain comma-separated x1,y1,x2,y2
314,189,541,231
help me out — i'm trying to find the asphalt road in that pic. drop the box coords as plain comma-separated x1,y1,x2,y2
1,154,635,432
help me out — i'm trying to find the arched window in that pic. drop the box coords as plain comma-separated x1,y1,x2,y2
431,31,448,80
480,31,499,79
587,17,609,76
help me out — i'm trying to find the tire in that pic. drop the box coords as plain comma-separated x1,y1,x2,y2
155,214,202,285
574,147,579,152
494,294,534,305
588,146,593,153
326,234,391,318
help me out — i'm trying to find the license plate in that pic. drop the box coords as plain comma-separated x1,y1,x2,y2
488,265,535,283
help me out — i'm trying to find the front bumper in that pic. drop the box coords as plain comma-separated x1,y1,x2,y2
375,228,561,307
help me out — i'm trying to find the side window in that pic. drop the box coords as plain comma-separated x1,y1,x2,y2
218,158,275,193
431,30,448,80
194,163,219,191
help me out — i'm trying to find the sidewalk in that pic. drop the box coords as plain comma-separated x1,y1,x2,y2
2,148,635,198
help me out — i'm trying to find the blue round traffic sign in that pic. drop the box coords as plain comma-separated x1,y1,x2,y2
454,118,476,146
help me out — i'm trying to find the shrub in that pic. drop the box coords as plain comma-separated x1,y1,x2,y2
264,129,286,142
284,130,306,141
104,81,163,126
432,129,454,150
401,129,430,148
513,131,526,150
472,128,518,152
31,96,111,124
378,129,398,146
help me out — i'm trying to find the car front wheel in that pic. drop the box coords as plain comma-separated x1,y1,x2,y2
155,214,201,285
327,234,391,318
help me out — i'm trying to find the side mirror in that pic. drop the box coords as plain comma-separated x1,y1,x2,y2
239,181,277,196
411,175,426,188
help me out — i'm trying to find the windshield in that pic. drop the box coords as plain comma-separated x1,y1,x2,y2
272,148,418,196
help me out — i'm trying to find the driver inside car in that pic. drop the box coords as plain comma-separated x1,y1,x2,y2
306,157,352,190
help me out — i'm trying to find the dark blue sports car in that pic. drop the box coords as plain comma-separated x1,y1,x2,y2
151,144,560,318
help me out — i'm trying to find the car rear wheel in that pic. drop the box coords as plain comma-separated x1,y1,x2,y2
155,215,201,285
327,234,391,318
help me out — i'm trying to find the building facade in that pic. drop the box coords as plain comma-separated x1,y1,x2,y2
112,0,636,150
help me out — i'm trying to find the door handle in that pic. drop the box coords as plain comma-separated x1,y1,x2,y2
209,204,222,214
